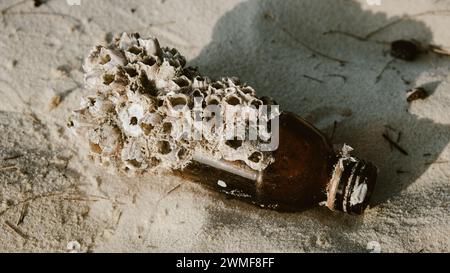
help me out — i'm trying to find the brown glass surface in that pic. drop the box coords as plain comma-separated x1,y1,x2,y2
262,112,336,210
174,112,337,211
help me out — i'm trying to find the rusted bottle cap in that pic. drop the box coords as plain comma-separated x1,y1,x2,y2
326,157,378,215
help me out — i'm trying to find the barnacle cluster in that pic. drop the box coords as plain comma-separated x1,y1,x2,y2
69,33,277,175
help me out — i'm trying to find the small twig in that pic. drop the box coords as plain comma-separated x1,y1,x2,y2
148,21,176,28
424,160,449,165
87,194,126,204
2,154,22,161
166,184,181,196
323,30,367,41
0,0,29,15
0,191,71,217
401,76,411,85
396,131,402,143
429,44,450,56
312,62,322,70
382,133,409,156
0,164,18,171
382,126,402,152
26,112,42,125
281,26,348,65
16,202,29,225
59,85,80,101
375,58,395,83
60,197,101,202
324,10,450,42
326,74,347,82
364,19,404,41
4,220,29,240
115,211,123,226
302,74,324,83
0,191,120,218
263,12,347,65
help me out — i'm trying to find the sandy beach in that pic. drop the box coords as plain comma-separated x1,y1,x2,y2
0,0,449,252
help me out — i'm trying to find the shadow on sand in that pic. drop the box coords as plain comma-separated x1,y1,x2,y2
189,0,450,249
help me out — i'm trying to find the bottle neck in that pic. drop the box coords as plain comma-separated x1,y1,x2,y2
326,155,378,214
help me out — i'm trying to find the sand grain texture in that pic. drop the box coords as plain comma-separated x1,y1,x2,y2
0,0,449,252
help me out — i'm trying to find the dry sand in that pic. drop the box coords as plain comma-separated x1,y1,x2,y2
0,0,449,252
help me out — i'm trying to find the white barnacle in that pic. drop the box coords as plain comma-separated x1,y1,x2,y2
70,32,277,175
121,138,148,172
119,103,145,137
67,241,81,253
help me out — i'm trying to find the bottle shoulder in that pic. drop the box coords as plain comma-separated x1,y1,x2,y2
265,112,335,179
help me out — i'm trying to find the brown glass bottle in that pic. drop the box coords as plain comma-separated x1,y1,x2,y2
174,112,377,215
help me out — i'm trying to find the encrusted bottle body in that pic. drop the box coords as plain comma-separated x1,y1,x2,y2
71,33,378,215
176,112,338,211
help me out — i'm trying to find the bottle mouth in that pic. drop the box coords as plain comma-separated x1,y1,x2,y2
326,156,378,215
